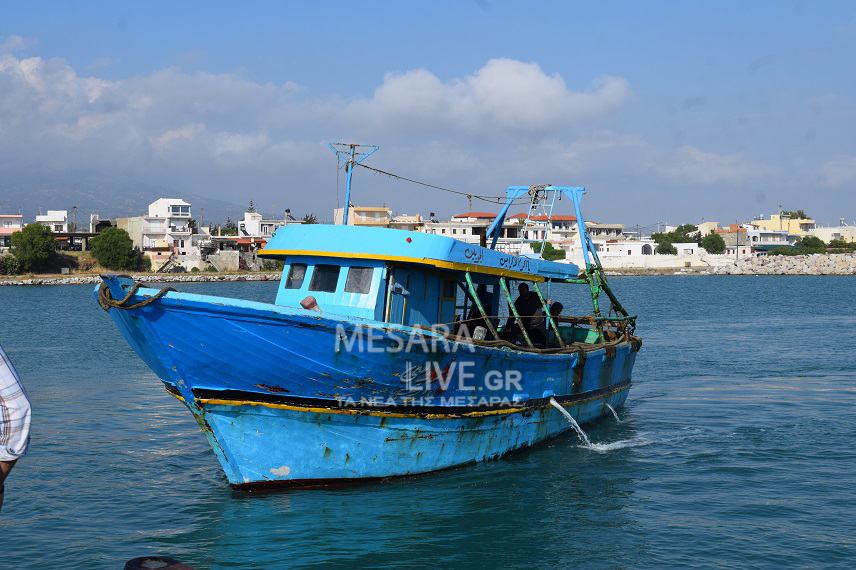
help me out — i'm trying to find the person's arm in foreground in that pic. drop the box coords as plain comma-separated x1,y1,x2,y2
0,344,31,513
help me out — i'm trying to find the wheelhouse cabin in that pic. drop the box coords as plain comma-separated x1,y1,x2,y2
259,225,613,349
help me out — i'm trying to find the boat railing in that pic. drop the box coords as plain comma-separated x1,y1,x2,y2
440,324,641,355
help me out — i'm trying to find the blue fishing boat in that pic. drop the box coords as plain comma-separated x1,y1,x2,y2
96,178,641,488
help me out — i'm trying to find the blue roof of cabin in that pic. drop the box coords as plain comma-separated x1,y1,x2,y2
259,224,579,281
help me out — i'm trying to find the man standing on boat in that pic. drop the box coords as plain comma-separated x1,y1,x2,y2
502,283,541,342
0,342,31,513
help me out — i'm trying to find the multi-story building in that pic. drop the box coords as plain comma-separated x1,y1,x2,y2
142,198,193,254
752,213,816,236
809,220,856,243
117,198,208,270
35,210,69,233
422,212,526,253
718,228,754,257
421,211,623,261
697,221,720,236
333,206,392,226
0,214,23,250
388,214,424,232
745,228,796,252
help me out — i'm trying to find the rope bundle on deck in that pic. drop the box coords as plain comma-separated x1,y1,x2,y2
97,281,173,312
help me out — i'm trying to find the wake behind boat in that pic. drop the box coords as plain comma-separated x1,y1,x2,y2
96,180,641,488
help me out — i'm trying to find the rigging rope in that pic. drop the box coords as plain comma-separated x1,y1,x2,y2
355,163,529,206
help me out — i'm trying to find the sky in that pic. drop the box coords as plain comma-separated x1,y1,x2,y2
1,1,856,228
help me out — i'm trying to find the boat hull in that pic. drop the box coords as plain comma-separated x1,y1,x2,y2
197,384,631,488
96,276,640,488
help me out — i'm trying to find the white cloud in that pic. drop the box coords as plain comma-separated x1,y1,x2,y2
2,46,792,222
151,124,206,151
820,156,856,187
0,35,31,53
347,58,630,134
651,145,766,185
0,52,632,178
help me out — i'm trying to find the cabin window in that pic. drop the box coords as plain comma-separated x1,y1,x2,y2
285,263,307,289
344,266,373,294
309,264,340,292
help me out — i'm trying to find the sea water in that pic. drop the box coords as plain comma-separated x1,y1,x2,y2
1,276,855,568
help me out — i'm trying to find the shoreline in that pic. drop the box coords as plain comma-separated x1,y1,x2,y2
2,253,855,285
0,272,281,286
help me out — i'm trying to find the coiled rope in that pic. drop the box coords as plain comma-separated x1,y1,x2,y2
97,281,174,312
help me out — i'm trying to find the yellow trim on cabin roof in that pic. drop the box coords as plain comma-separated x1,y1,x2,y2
257,249,546,282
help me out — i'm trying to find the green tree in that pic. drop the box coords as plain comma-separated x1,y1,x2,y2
531,241,566,261
90,227,142,270
655,242,677,255
302,213,318,224
769,235,827,256
651,223,701,254
651,224,701,246
11,224,56,272
798,235,825,251
783,210,809,219
828,239,856,252
700,231,726,254
218,217,239,236
0,255,21,275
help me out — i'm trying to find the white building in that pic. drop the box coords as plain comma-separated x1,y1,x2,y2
592,238,735,270
724,243,753,257
745,228,795,251
672,242,703,256
238,204,299,238
422,212,624,260
0,214,23,249
595,238,658,258
422,212,527,254
35,210,69,233
117,198,210,270
809,221,856,243
142,199,194,254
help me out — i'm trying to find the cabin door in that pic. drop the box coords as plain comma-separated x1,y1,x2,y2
387,268,411,325
438,278,457,327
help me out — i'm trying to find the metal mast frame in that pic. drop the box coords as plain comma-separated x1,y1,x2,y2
328,143,379,225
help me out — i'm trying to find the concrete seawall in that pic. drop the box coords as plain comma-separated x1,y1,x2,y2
708,253,856,275
2,254,855,285
604,254,856,275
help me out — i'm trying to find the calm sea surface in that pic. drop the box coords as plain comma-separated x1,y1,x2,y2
1,276,855,569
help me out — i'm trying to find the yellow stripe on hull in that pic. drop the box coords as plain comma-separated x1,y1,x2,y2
167,384,631,420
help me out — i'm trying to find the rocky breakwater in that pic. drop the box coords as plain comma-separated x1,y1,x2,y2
0,273,281,286
710,254,856,275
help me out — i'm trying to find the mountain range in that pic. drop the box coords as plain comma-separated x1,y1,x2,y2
0,170,254,225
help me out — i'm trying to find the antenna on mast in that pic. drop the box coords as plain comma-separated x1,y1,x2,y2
328,142,378,225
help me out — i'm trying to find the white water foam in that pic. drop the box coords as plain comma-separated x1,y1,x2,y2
549,397,592,447
605,403,621,423
586,437,653,453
